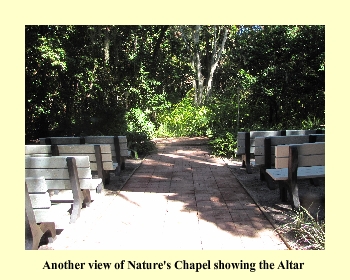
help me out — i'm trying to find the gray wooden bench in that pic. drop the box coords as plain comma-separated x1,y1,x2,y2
39,136,128,173
237,131,284,173
265,142,325,209
25,177,56,250
254,134,325,187
236,130,324,174
26,144,114,187
25,156,102,229
85,136,128,172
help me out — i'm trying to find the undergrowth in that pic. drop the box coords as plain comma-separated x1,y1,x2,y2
277,206,325,250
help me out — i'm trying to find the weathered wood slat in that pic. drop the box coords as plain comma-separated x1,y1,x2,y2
255,135,310,147
25,177,48,193
25,168,92,179
275,142,325,157
34,205,71,225
275,154,325,169
90,162,114,171
26,177,52,209
255,156,266,166
42,178,102,190
285,130,317,135
29,193,51,208
85,136,127,145
255,146,276,156
25,156,91,169
57,144,112,154
58,153,113,163
39,137,83,144
266,166,325,181
25,145,52,154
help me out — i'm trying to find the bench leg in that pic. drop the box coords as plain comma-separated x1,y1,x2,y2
287,146,300,209
66,157,83,223
104,170,110,185
265,176,278,190
278,181,301,209
26,212,56,250
288,181,301,209
309,178,320,186
242,154,252,174
260,167,265,181
121,156,126,170
279,181,288,202
241,155,246,168
96,181,104,193
82,190,92,207
38,222,57,245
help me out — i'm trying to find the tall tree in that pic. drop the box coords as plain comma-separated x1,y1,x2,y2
179,25,234,105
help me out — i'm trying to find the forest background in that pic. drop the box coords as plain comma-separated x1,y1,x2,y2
25,25,325,157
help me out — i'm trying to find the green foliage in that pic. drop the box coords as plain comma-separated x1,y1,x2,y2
300,116,325,130
25,24,325,156
126,131,156,159
208,131,237,158
125,108,156,139
156,91,211,137
277,206,325,250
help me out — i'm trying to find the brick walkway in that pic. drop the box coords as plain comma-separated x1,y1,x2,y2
48,137,288,250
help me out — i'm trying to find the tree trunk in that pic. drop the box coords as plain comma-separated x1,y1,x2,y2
180,25,229,106
206,27,228,99
104,26,110,65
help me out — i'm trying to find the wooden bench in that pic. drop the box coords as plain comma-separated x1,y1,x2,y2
254,134,325,189
237,131,284,173
236,130,324,174
265,142,325,209
39,135,128,173
26,144,114,187
25,156,102,229
85,136,128,172
25,177,56,250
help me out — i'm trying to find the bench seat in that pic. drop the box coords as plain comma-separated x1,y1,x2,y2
266,166,325,181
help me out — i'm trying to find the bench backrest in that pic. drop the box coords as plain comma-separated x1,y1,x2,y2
39,137,84,145
285,129,324,136
85,136,128,163
237,131,282,155
26,144,114,170
39,136,128,164
25,156,93,223
254,134,325,166
236,130,325,156
274,142,325,169
25,155,95,191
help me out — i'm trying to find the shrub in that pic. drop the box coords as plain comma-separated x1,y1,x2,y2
126,131,156,159
156,92,211,137
125,108,156,139
208,131,237,158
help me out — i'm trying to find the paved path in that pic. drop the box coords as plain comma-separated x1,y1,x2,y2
48,138,288,250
